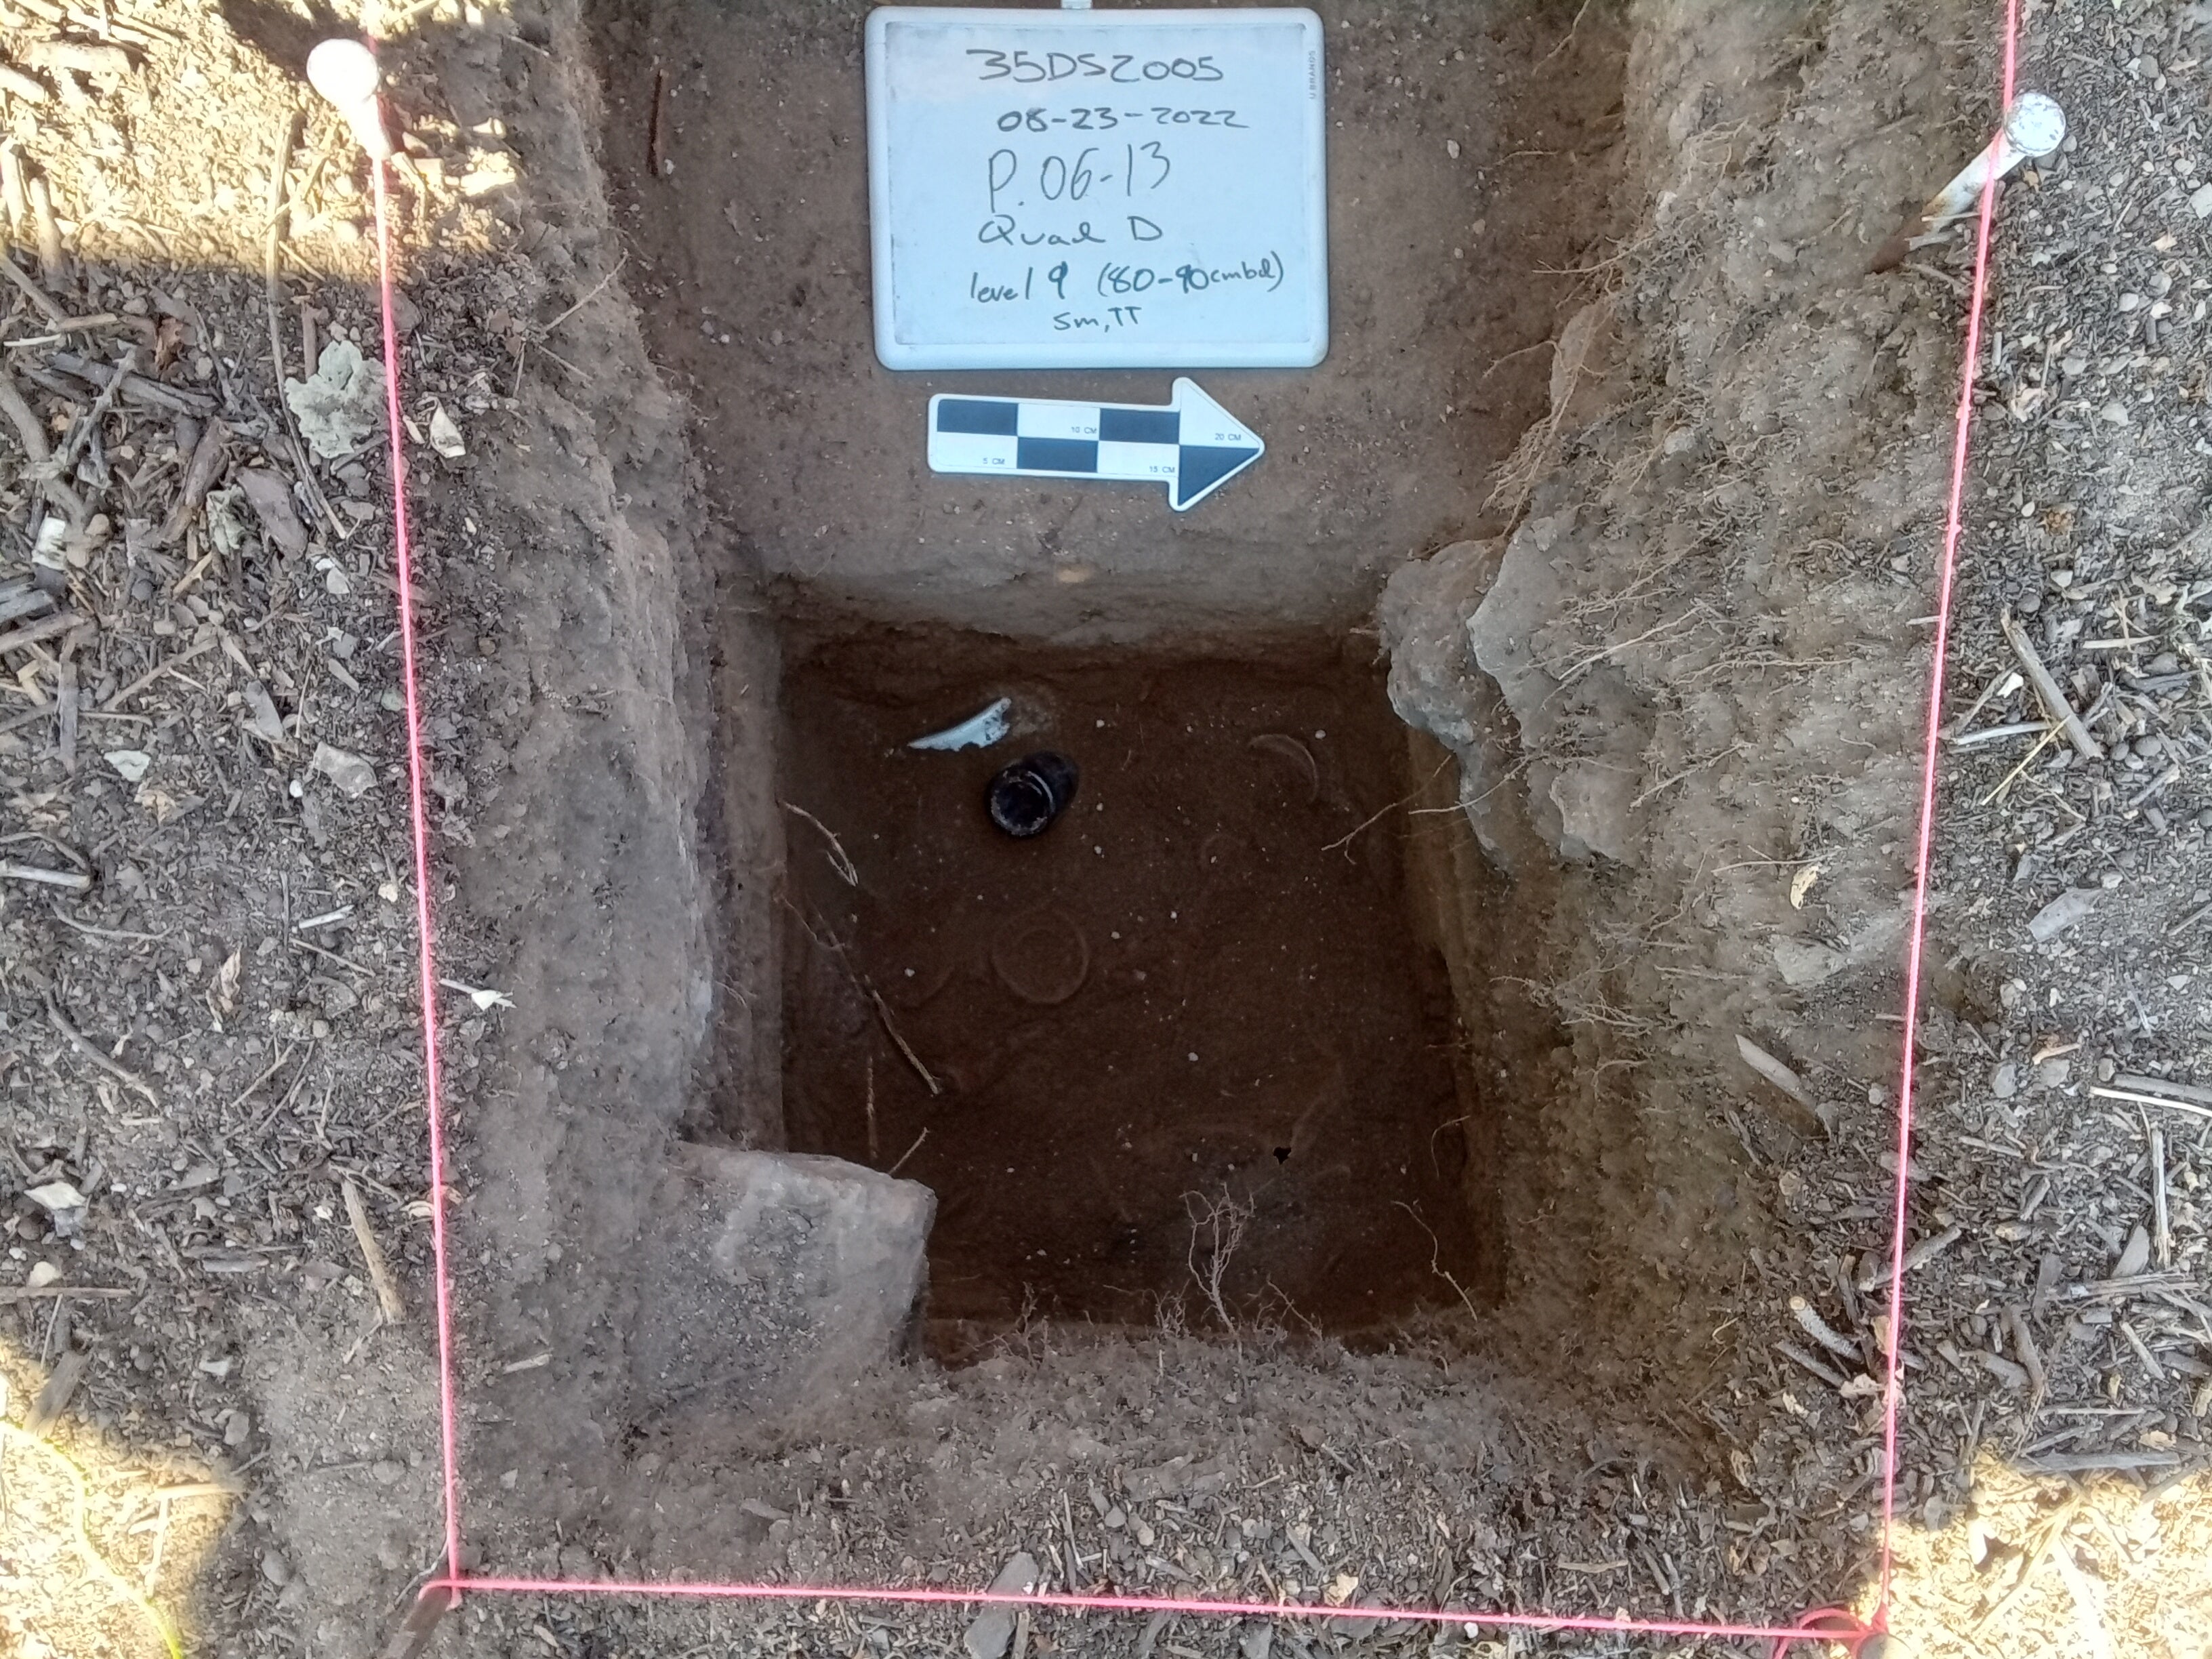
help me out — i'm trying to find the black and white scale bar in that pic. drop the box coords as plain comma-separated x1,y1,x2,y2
927,377,1263,512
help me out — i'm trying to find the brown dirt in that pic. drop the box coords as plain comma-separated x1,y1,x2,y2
589,0,1629,638
779,628,1490,1340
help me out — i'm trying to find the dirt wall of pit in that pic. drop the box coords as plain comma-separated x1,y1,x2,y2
1385,0,1986,1408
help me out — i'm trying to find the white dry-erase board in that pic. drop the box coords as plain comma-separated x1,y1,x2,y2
865,6,1328,370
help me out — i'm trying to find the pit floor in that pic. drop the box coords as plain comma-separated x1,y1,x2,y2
779,629,1491,1340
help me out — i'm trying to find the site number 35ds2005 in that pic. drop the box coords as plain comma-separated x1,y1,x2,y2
864,6,1330,371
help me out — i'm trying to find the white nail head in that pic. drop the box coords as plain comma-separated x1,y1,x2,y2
2003,92,2066,161
306,39,393,161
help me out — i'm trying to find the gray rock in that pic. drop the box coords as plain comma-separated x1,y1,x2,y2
1774,936,1847,989
1990,1060,2019,1100
631,1147,935,1426
283,340,386,461
2026,887,2098,943
964,1553,1039,1659
2114,1224,2151,1279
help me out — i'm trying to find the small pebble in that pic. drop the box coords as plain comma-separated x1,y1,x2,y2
1991,1060,2019,1100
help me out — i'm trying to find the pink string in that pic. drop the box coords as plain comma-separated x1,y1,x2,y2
367,0,2024,1639
367,111,464,1605
435,1576,1866,1647
1876,0,2019,1612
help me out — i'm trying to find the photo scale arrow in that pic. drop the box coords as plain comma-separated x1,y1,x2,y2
926,377,1264,511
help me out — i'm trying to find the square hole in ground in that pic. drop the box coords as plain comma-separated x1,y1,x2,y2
778,626,1495,1349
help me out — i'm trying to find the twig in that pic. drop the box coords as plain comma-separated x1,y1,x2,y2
886,1126,928,1177
53,341,136,478
1943,663,2020,736
1774,1340,1848,1391
780,800,859,886
868,984,939,1096
647,62,669,174
155,417,226,546
264,106,303,405
100,634,218,712
1320,755,1453,856
28,171,62,283
48,350,215,416
2090,1084,2212,1120
0,243,65,321
341,1174,405,1323
784,895,939,1093
0,353,52,456
1395,1198,1481,1323
0,608,85,655
24,1347,87,1435
1948,720,2049,747
2001,613,2100,759
1185,1187,1253,1330
220,1040,298,1118
2109,1071,2212,1107
1980,722,2061,807
0,141,24,239
48,905,165,942
2,859,91,891
1788,1295,1858,1361
43,991,157,1103
537,254,627,335
2150,1124,2171,1269
0,1283,133,1303
2003,1303,2046,1422
1538,0,1595,64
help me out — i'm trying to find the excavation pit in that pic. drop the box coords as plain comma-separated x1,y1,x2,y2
571,0,1635,1365
777,628,1494,1348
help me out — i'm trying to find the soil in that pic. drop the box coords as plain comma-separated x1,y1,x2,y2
5,2,2211,1659
590,0,1629,638
779,628,1490,1338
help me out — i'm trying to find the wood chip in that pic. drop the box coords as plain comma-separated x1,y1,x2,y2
1736,1033,1818,1111
342,1174,404,1322
23,1347,89,1435
155,416,226,544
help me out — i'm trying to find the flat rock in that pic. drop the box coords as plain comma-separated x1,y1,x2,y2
1774,936,1847,989
2026,887,2097,944
631,1147,935,1424
964,1553,1039,1659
